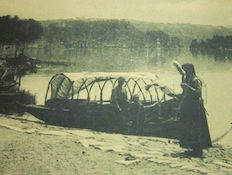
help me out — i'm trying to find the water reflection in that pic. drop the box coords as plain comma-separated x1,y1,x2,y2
190,48,232,62
24,47,183,72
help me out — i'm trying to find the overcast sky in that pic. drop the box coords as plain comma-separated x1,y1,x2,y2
0,0,231,26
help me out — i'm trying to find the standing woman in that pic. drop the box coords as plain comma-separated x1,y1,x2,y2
173,62,212,157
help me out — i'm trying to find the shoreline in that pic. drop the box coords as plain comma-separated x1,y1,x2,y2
0,113,232,175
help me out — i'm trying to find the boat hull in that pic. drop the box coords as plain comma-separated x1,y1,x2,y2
19,104,76,125
19,102,181,139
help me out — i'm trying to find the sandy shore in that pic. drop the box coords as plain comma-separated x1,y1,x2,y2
0,113,232,175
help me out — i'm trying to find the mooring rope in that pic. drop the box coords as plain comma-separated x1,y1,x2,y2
168,124,232,145
212,123,232,143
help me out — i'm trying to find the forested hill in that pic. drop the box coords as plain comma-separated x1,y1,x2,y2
40,19,232,49
131,21,232,47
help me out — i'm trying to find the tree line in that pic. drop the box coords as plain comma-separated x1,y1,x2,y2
42,19,181,50
1,15,232,61
0,15,43,54
0,16,182,55
190,35,232,60
190,35,232,50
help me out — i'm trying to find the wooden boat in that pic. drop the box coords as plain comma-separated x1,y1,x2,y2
0,81,18,92
0,67,35,114
0,53,69,74
19,72,181,138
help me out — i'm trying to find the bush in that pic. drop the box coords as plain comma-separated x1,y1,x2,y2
17,89,36,105
0,89,36,114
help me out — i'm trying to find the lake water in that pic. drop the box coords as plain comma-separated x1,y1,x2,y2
20,48,232,146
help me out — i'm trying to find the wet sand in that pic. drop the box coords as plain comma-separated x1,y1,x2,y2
0,113,232,175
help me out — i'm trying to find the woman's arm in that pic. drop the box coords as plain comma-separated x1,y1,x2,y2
173,61,185,76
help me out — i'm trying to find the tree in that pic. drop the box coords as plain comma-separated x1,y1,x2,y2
0,15,43,54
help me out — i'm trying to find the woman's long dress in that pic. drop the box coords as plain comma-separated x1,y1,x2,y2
179,76,212,150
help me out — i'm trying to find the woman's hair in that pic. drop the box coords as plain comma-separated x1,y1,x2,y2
182,63,196,75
